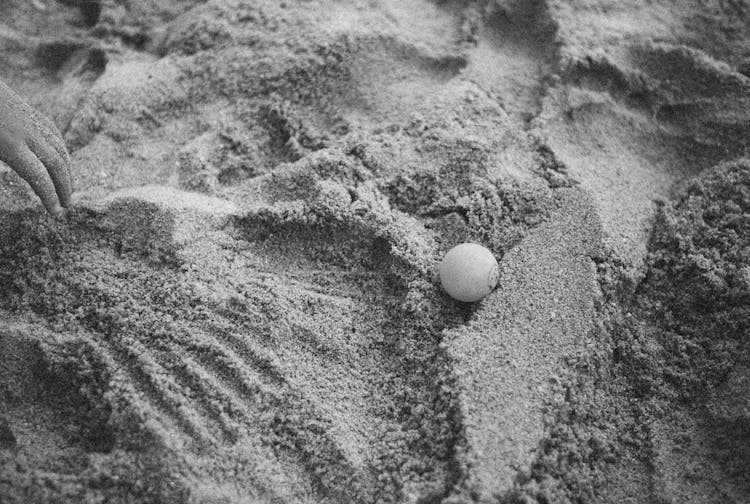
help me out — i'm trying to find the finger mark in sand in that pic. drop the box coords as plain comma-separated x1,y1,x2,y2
86,334,218,447
162,344,249,443
193,321,288,390
186,331,287,412
83,336,188,449
202,314,296,388
166,345,256,441
184,328,376,501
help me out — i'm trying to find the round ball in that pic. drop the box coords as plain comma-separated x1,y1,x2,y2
439,243,499,302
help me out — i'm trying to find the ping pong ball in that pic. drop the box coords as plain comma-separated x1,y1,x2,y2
439,243,499,302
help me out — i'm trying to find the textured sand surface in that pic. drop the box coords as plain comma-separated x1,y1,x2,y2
1,1,749,503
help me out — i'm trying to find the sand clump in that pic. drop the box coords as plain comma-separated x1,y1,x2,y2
1,0,750,503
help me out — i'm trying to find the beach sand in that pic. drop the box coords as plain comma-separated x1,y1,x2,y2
0,1,749,502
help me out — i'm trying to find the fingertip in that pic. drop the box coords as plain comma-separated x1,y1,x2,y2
39,188,64,216
28,137,73,209
57,151,73,208
58,179,72,208
9,145,62,216
50,203,64,216
39,196,63,216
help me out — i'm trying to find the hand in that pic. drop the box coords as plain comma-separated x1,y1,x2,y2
0,79,72,214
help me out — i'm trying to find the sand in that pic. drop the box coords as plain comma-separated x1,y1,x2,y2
0,0,749,503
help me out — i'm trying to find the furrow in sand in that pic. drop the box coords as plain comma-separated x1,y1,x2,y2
166,342,254,442
81,335,193,448
174,328,373,500
90,333,219,446
204,317,288,387
179,326,286,409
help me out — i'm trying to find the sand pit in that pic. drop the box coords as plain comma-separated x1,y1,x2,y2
1,1,749,503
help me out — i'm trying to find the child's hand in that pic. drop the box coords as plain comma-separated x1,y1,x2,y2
0,79,72,214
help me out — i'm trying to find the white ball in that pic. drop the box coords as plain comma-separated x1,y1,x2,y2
439,243,499,302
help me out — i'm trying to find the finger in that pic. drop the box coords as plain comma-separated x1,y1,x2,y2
41,126,74,195
33,107,58,135
35,111,67,157
36,113,74,194
28,137,72,208
7,144,63,214
47,129,71,165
